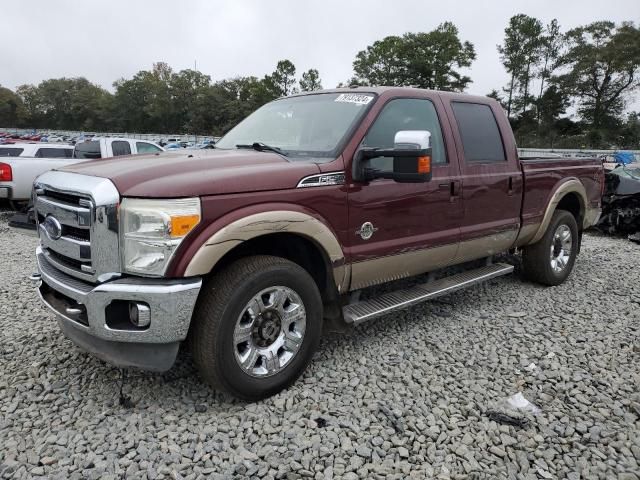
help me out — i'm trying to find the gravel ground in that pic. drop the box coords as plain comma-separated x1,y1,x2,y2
1,205,639,480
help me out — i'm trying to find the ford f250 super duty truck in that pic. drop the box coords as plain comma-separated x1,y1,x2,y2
30,88,604,400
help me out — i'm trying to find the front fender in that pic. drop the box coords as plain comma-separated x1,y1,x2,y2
168,204,347,291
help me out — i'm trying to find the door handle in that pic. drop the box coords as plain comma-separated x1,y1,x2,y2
439,181,461,201
507,176,514,196
452,180,461,196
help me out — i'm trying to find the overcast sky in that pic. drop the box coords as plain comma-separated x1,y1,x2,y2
3,0,639,109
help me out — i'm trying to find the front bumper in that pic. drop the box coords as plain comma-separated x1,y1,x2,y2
35,247,202,371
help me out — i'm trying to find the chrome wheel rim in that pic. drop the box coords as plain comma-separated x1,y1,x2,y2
550,224,572,273
233,286,306,377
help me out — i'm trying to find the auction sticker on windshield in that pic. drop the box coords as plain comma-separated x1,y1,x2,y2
334,93,374,105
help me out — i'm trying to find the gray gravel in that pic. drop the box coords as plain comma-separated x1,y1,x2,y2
1,205,639,479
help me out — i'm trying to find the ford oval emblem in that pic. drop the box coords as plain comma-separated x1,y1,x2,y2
42,215,63,240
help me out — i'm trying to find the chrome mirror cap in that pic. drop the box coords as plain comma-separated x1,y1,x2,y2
394,130,431,150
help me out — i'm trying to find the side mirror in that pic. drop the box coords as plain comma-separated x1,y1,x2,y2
353,130,433,183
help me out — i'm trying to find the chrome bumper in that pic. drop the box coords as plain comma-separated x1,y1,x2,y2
35,247,202,371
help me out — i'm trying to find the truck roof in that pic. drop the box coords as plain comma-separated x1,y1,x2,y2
288,87,494,105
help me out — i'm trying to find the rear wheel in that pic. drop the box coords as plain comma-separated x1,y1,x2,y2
190,255,323,400
522,210,579,286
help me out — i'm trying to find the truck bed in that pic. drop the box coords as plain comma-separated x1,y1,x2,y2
520,156,603,236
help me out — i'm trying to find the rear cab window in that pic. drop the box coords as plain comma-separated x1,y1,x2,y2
451,102,505,163
0,148,24,157
73,141,102,159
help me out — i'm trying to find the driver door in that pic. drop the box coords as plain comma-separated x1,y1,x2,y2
345,96,463,290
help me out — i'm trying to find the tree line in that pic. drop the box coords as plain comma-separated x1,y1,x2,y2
0,16,638,148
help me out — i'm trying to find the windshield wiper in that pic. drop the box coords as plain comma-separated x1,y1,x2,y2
236,142,287,156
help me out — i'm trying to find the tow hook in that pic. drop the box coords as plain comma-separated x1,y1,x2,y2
29,273,41,282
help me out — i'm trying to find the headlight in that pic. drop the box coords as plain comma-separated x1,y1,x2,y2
120,197,201,276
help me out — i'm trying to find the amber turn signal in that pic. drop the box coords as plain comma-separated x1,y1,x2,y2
417,155,431,174
170,214,200,238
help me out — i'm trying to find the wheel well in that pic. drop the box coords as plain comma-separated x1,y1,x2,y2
556,193,583,228
209,233,338,305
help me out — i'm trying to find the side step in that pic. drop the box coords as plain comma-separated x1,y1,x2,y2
343,263,514,324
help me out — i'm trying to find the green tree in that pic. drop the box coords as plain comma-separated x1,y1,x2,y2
498,14,544,118
556,21,640,133
0,86,27,127
267,60,298,96
536,19,563,122
486,89,507,110
353,23,476,91
16,78,113,130
170,69,212,133
299,69,322,91
352,36,406,86
113,62,176,132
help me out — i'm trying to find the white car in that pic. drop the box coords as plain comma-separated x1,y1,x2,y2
0,138,163,202
0,143,73,159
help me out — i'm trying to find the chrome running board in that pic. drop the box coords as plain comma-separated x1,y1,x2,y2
343,263,514,324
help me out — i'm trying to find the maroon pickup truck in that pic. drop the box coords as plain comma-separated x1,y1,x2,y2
31,88,603,399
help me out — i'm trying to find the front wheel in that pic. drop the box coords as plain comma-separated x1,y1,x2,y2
190,255,323,400
522,210,579,286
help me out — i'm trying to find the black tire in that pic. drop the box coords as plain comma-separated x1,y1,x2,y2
522,210,579,286
190,255,323,400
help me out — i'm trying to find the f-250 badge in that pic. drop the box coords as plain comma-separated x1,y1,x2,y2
356,222,378,240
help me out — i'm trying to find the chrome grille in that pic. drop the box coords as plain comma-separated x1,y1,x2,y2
36,192,94,276
34,171,121,284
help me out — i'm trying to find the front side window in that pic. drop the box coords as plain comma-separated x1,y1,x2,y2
451,102,506,163
215,92,375,159
136,142,162,154
112,141,132,156
362,98,447,172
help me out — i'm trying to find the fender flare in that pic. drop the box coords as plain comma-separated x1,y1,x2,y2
183,210,348,291
529,178,587,244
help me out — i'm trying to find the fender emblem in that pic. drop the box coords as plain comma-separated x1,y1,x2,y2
356,222,378,240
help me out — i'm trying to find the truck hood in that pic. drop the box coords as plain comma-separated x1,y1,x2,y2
59,149,321,197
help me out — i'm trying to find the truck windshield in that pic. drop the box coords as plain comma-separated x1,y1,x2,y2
215,92,376,159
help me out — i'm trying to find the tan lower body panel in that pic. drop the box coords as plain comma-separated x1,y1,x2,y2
583,206,601,229
348,230,518,291
349,243,458,290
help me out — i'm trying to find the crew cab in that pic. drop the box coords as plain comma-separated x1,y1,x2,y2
0,138,163,202
30,88,603,400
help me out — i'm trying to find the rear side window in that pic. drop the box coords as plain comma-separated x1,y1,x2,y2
451,102,505,162
34,148,73,158
112,141,132,156
136,142,162,154
0,148,24,157
74,141,102,159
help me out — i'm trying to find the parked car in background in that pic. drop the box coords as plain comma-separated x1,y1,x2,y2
73,137,163,159
0,143,73,159
0,138,163,203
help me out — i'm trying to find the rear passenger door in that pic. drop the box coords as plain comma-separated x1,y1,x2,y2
444,101,523,262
